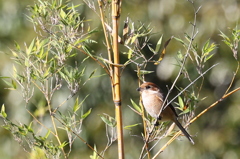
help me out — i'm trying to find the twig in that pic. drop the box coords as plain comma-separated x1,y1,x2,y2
224,61,239,94
152,86,240,159
53,115,104,159
141,63,218,158
140,2,201,157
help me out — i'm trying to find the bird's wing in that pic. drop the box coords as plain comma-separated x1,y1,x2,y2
155,94,179,117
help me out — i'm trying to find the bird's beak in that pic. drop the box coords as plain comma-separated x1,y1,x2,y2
136,87,141,91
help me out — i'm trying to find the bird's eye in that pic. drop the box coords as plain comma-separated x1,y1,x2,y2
146,85,151,89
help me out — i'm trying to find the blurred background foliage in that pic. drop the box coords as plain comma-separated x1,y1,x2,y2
0,0,240,159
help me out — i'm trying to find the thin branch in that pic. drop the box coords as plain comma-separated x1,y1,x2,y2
72,45,111,76
53,115,104,159
152,86,240,159
140,63,218,158
167,63,219,106
224,61,239,94
140,2,201,156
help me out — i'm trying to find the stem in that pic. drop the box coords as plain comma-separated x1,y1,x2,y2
98,0,114,73
137,66,151,159
53,116,104,159
112,0,124,158
45,80,67,159
152,86,240,159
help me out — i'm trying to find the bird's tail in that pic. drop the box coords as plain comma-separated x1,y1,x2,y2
174,119,195,145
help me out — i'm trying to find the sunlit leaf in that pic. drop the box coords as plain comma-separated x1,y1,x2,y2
154,36,173,65
179,107,190,115
60,9,66,19
147,45,155,54
26,39,35,55
81,108,92,119
137,70,154,75
130,99,142,113
154,35,163,53
127,49,133,59
90,145,98,159
131,34,138,44
59,141,68,148
100,114,116,127
43,130,51,140
124,123,141,130
27,121,34,133
73,95,89,113
0,104,7,118
178,96,184,110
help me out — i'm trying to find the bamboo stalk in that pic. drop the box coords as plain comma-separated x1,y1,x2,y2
112,0,124,158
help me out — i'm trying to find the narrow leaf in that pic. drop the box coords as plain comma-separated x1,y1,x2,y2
44,130,51,140
130,99,142,113
73,95,89,113
154,35,163,53
178,96,184,110
100,115,116,127
0,104,7,118
26,39,35,55
73,97,79,113
89,69,97,79
124,123,141,130
127,49,133,59
154,36,173,65
81,108,92,119
59,141,68,148
137,70,154,75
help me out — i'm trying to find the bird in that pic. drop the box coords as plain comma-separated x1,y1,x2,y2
137,82,194,144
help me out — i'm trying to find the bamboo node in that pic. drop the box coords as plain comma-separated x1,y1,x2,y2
114,100,121,106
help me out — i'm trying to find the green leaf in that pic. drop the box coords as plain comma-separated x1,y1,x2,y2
178,96,184,110
202,40,216,54
201,40,216,62
89,69,97,79
1,77,17,90
137,70,154,75
147,44,155,54
179,107,190,115
81,108,92,119
43,130,51,140
127,48,133,59
174,37,185,45
90,145,98,159
82,56,90,63
26,39,35,55
73,95,89,113
60,9,66,19
205,53,215,62
24,59,30,67
131,34,138,44
73,97,79,113
184,33,192,42
99,115,116,127
177,51,184,61
155,35,163,53
82,45,93,57
28,121,34,133
14,41,21,51
219,30,230,41
59,141,68,148
130,99,142,113
0,104,7,118
124,123,141,130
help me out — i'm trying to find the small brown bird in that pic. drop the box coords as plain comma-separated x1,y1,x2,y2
137,82,194,144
